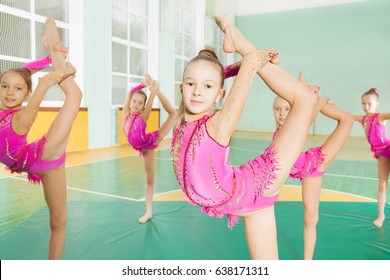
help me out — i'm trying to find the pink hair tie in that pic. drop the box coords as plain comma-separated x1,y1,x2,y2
130,83,146,94
224,60,242,79
23,55,52,74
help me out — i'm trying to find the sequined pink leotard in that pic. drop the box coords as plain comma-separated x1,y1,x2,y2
171,114,279,229
123,112,160,154
273,127,326,180
0,109,66,184
361,113,390,159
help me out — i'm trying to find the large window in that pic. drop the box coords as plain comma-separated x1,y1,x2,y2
0,0,70,106
111,0,149,106
161,0,196,107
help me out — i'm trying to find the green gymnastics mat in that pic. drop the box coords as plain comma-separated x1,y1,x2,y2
0,201,389,260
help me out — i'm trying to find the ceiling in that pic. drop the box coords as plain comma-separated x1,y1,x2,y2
215,0,371,15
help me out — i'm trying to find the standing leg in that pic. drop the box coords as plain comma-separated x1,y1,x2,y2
375,156,390,227
40,165,67,259
139,150,155,223
242,206,278,260
301,177,322,260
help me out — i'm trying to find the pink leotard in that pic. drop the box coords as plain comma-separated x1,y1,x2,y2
361,113,390,159
273,128,326,180
171,114,279,229
123,112,159,154
0,109,66,184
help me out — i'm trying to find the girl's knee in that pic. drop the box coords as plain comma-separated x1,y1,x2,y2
341,111,354,125
50,215,67,231
304,212,319,227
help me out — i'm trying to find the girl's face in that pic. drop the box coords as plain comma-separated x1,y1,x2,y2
130,92,146,113
181,60,224,120
273,97,290,127
0,72,30,110
361,94,378,114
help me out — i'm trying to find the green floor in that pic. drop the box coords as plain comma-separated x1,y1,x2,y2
0,138,389,259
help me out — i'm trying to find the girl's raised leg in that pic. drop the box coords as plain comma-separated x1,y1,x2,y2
41,17,83,160
316,103,353,171
215,15,316,194
156,91,177,143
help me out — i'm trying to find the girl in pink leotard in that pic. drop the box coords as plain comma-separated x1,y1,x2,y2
171,15,320,260
123,74,177,224
0,17,82,259
272,72,353,259
353,88,390,228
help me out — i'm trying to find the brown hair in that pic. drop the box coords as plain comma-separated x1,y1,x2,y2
0,68,32,91
131,90,147,104
361,88,379,100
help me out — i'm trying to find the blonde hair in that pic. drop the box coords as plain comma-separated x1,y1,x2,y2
361,88,379,100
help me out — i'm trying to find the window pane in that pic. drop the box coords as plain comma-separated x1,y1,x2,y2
112,0,127,9
1,0,30,11
130,15,147,44
35,0,69,22
129,0,147,16
0,59,23,73
173,6,182,31
174,83,181,107
0,12,31,59
183,35,194,58
112,6,128,40
111,75,127,105
175,58,182,81
130,77,143,84
129,47,146,76
183,10,195,34
112,42,127,73
174,32,182,55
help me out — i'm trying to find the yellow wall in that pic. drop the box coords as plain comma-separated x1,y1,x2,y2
118,109,160,145
26,108,160,151
27,108,88,152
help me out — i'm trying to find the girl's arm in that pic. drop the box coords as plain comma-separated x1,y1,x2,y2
141,75,158,122
122,91,132,119
12,74,54,135
210,50,266,144
353,115,363,123
378,112,390,122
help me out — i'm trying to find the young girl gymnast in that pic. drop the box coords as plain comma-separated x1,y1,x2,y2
353,88,390,227
170,15,320,260
0,17,82,259
272,72,353,259
122,75,177,224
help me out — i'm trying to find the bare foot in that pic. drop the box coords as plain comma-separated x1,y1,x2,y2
373,216,384,227
138,213,152,224
244,49,275,71
42,17,67,56
215,15,279,65
215,15,252,55
299,71,320,96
